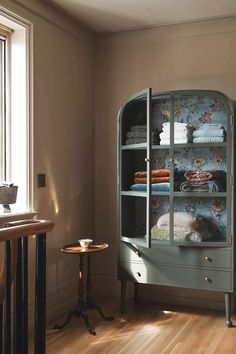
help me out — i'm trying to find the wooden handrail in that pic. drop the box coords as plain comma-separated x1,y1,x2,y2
0,219,55,242
0,219,54,304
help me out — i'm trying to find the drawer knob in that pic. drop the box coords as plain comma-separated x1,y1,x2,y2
205,256,211,262
136,272,141,277
145,158,149,162
204,276,212,283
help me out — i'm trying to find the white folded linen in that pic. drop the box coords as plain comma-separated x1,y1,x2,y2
157,212,196,232
162,128,189,134
162,123,194,135
156,212,212,242
160,132,191,140
163,122,188,128
160,138,189,145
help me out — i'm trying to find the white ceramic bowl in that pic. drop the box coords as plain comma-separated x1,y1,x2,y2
78,238,93,248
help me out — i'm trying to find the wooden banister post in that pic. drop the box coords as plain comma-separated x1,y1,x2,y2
34,234,46,354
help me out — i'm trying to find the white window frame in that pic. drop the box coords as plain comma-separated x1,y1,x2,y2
0,7,34,221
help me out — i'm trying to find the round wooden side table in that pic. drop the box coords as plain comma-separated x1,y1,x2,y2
54,242,113,335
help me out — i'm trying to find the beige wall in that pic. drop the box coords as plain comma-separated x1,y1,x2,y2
1,0,95,325
94,17,236,309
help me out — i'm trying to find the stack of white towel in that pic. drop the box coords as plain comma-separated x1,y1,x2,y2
125,125,159,145
125,125,146,145
160,122,193,145
193,124,225,143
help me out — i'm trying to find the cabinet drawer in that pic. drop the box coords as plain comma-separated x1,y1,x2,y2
120,261,232,291
119,242,232,269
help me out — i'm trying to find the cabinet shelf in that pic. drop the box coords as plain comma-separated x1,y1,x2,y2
121,143,147,150
152,142,227,149
172,192,227,198
121,191,227,198
122,142,227,151
120,236,148,247
176,241,230,248
121,191,147,197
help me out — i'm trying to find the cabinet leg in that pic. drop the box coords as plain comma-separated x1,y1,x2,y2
225,292,233,327
120,281,126,313
134,283,139,303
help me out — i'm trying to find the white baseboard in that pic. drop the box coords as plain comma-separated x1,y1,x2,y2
28,282,78,331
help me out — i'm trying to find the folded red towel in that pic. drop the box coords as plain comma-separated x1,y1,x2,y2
134,177,170,184
134,169,170,178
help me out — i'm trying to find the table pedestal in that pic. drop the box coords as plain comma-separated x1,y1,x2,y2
55,253,113,335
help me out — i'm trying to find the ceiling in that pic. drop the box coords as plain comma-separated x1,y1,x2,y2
50,0,236,33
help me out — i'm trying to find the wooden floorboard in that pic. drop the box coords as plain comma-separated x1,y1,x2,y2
31,297,236,354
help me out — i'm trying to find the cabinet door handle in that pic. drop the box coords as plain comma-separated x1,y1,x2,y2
145,158,149,162
136,272,141,277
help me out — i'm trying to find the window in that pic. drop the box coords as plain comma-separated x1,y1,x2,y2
0,33,7,183
0,13,33,215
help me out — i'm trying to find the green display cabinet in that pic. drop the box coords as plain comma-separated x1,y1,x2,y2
117,89,234,327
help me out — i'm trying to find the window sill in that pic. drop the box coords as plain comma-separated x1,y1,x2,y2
0,210,37,226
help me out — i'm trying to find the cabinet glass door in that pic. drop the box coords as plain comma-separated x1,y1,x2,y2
119,88,152,248
151,95,172,245
172,91,231,246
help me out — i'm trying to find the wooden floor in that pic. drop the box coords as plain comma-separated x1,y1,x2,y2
38,297,236,354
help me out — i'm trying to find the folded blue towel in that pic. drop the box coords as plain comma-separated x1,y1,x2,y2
131,183,170,191
193,136,224,143
193,128,224,138
198,124,223,129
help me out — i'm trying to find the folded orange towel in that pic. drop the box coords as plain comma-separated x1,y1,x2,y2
134,177,170,184
134,169,170,178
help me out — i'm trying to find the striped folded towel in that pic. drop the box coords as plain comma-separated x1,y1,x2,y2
126,131,146,138
130,125,147,132
197,124,223,129
125,137,146,145
193,128,225,138
193,137,224,143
